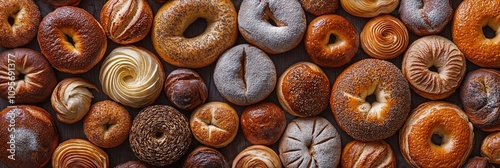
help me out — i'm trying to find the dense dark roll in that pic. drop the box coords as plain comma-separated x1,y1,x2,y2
130,105,191,167
42,0,81,7
115,160,151,168
331,59,411,141
462,156,494,168
165,68,208,111
182,146,229,168
460,69,500,132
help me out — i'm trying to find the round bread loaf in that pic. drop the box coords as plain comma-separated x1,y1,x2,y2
165,68,208,111
190,102,239,148
399,0,453,36
183,146,229,168
481,131,500,164
241,102,286,145
341,140,396,168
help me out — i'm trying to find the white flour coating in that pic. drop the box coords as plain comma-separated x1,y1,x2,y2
238,0,306,54
399,0,453,35
12,128,39,155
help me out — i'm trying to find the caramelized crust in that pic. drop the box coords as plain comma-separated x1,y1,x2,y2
190,102,239,148
241,102,286,145
342,140,396,168
183,146,229,168
233,145,281,168
0,0,40,48
299,0,339,16
481,131,500,164
361,15,409,59
52,139,109,168
165,68,208,111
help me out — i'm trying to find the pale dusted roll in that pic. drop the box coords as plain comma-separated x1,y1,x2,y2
52,139,109,168
400,0,453,36
361,15,409,59
402,36,466,100
51,78,98,124
99,45,165,108
232,145,281,168
340,0,399,18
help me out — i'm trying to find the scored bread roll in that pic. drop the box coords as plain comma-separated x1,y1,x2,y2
190,102,239,148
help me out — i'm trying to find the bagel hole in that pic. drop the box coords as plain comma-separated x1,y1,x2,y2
328,34,337,45
431,133,444,146
365,94,377,104
267,17,278,27
16,73,25,81
155,132,164,139
8,17,15,26
183,18,207,38
428,65,438,73
64,33,76,47
483,26,496,39
104,122,112,130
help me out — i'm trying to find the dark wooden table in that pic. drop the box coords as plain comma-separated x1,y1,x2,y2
0,0,494,167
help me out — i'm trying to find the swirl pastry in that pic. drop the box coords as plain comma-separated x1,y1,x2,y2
233,145,281,168
183,146,229,168
402,36,466,100
52,139,109,168
99,45,165,108
340,0,399,18
361,15,409,59
51,78,97,124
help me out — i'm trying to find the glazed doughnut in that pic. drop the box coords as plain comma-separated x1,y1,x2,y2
152,0,238,68
331,59,411,141
52,139,109,168
190,102,239,148
299,0,339,16
130,105,191,166
233,145,281,168
164,68,208,111
0,48,57,104
99,45,165,108
183,146,229,168
238,0,306,54
305,14,359,68
341,140,396,168
402,36,466,100
481,131,500,164
51,77,98,124
83,100,132,148
100,0,153,44
400,101,474,168
38,6,107,74
0,0,40,48
460,69,500,132
41,0,81,8
279,117,341,168
340,0,399,18
214,44,277,106
0,105,59,168
399,0,453,36
453,0,500,68
361,15,409,60
277,62,330,117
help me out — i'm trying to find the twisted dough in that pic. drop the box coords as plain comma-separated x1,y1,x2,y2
340,0,399,18
361,15,409,59
402,36,466,100
52,139,109,168
99,45,165,108
233,145,281,168
51,78,97,124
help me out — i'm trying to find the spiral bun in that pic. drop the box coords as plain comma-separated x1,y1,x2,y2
52,139,109,168
361,15,409,59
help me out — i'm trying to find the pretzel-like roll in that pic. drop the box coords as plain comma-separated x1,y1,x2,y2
51,77,97,124
361,15,409,59
99,45,165,108
233,145,281,168
52,139,109,168
340,0,399,18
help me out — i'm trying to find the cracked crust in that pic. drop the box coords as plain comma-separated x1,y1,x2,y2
279,117,341,168
190,102,239,148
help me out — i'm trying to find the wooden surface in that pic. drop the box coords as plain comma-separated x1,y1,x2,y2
0,0,495,167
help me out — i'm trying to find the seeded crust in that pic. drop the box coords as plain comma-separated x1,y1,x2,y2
0,0,40,48
331,59,411,141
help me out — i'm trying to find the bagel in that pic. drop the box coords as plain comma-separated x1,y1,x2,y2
452,0,500,68
341,0,399,18
152,0,238,68
0,0,40,48
400,101,474,168
238,0,306,54
399,0,453,36
38,6,107,74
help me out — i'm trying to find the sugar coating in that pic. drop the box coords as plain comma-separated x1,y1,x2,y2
399,0,453,35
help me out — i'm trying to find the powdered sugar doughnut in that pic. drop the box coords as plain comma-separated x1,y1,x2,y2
399,0,453,36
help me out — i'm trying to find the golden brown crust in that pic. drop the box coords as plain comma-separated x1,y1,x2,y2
115,161,151,168
164,68,208,111
0,0,40,48
481,131,500,164
341,0,399,18
38,6,107,74
42,0,81,7
153,0,238,68
399,101,474,168
0,105,59,168
183,146,229,168
305,15,358,68
299,0,338,15
51,77,97,124
331,59,410,141
52,139,109,168
233,145,281,168
0,48,57,104
83,100,132,148
361,15,409,59
460,69,500,132
402,35,466,100
190,102,239,148
277,62,330,117
100,0,153,44
463,156,495,168
241,102,286,145
341,140,396,168
453,0,500,68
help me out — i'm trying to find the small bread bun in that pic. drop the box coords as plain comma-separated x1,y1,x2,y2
183,146,229,168
165,68,208,111
0,0,40,48
233,145,281,168
190,102,239,148
341,140,396,168
51,77,97,124
241,102,286,145
481,131,500,164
